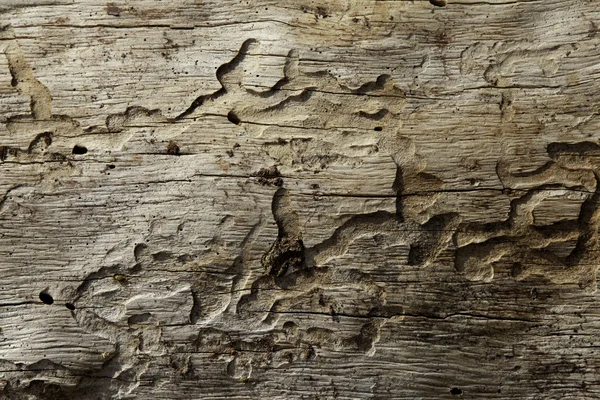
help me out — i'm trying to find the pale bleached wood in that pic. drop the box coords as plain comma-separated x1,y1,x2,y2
1,1,600,399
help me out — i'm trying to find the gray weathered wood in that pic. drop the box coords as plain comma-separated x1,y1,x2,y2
1,1,600,399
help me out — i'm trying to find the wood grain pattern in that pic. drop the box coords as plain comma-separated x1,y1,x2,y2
1,1,600,399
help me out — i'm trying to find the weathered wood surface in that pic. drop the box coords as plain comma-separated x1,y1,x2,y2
1,0,600,398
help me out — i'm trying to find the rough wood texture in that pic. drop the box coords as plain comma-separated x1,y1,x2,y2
1,1,600,399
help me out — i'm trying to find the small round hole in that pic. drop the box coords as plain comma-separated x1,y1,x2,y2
227,110,241,125
39,292,54,305
430,0,447,6
72,145,88,154
65,303,75,310
450,387,463,396
166,141,180,156
374,127,383,132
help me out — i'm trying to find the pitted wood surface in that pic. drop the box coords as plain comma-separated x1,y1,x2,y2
1,1,600,399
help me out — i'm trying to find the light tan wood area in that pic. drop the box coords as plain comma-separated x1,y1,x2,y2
1,1,599,399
